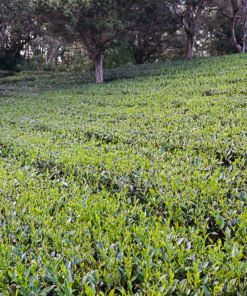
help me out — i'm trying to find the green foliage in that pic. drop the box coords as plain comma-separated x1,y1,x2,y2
103,45,135,69
0,0,38,71
0,54,247,295
0,51,20,71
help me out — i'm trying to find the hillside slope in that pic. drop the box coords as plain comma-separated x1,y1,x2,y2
0,54,247,295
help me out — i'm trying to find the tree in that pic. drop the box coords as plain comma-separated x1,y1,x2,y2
241,0,247,52
37,0,139,83
172,0,208,60
198,6,236,55
126,1,178,64
219,0,247,53
0,0,39,70
30,34,64,71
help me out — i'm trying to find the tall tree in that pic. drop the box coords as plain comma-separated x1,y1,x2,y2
241,0,247,52
197,5,235,55
219,0,247,53
172,0,207,60
0,0,39,70
126,1,178,64
37,0,138,83
30,34,64,70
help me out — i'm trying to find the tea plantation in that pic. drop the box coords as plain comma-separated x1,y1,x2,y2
0,54,247,295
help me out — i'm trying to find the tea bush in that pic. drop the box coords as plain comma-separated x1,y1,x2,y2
0,54,246,295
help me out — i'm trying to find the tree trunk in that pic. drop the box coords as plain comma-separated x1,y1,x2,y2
229,0,243,53
134,49,145,64
31,45,41,71
27,45,30,62
243,15,247,53
93,54,103,83
231,17,242,53
242,0,247,53
186,32,194,60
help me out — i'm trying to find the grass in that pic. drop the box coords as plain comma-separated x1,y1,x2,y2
0,54,247,295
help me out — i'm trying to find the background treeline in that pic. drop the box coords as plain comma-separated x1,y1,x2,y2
0,0,247,82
